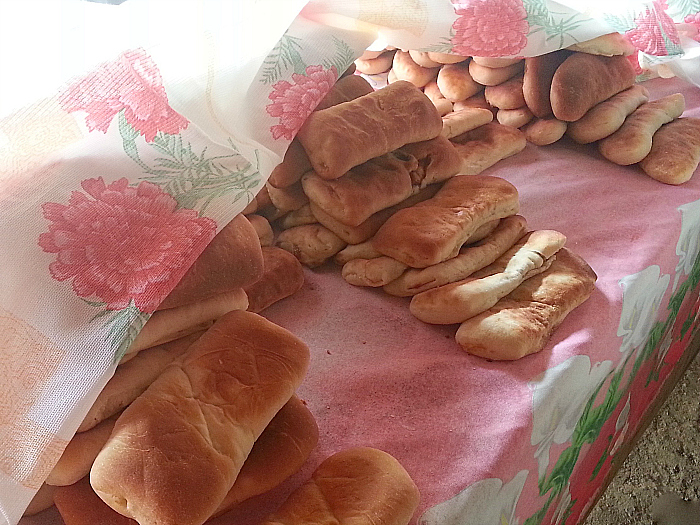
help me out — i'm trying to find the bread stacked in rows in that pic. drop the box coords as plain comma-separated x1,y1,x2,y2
249,68,596,361
356,36,700,185
25,215,421,525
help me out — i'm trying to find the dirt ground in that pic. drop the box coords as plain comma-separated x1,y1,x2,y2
585,352,700,524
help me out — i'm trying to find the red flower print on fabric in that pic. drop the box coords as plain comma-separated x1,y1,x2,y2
59,49,188,142
625,1,680,56
451,0,529,57
38,178,216,313
684,12,700,41
266,65,337,141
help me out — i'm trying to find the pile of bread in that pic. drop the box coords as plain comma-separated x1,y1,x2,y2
24,216,420,525
242,66,597,360
356,34,700,185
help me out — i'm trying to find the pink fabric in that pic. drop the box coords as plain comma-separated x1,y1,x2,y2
20,78,700,525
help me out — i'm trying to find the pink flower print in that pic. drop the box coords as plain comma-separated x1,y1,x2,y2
38,178,217,313
683,12,700,41
451,0,529,57
625,1,681,56
626,53,644,75
266,65,338,141
59,48,188,142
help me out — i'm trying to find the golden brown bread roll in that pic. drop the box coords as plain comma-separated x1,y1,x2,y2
437,61,483,102
398,135,463,187
48,414,119,487
472,56,523,68
409,50,442,68
639,117,700,185
523,50,573,118
496,107,534,128
383,215,528,297
550,53,636,122
484,75,526,110
244,246,305,313
598,93,686,166
302,152,417,227
451,122,527,175
355,50,395,75
342,256,408,287
277,204,317,230
268,139,313,189
90,310,310,525
566,84,650,144
212,395,319,516
157,214,263,310
125,287,248,357
82,333,201,432
392,50,440,87
55,396,317,525
23,484,57,516
468,60,524,86
523,118,568,146
409,230,566,324
298,81,442,180
455,248,597,360
309,184,441,245
372,175,520,268
441,107,494,140
247,214,274,247
259,447,420,525
566,32,637,56
269,75,374,189
275,224,347,268
266,181,309,214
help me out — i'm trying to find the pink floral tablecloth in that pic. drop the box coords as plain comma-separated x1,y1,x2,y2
4,1,700,524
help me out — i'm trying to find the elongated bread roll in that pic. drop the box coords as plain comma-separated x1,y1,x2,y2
566,85,649,144
125,287,248,357
244,246,305,313
451,122,527,175
469,60,524,86
276,224,347,268
550,53,636,122
523,118,568,146
484,75,526,110
342,256,408,287
392,50,439,87
639,117,700,185
48,414,119,486
398,135,463,187
383,215,528,297
278,204,317,229
23,484,57,517
410,230,566,324
441,107,494,140
437,61,482,102
247,214,274,247
158,214,263,310
372,175,519,268
266,182,308,214
259,448,420,525
54,396,318,525
90,311,310,525
455,248,597,360
302,152,416,227
297,81,442,180
523,50,573,118
212,395,319,516
598,93,686,165
81,333,201,432
309,184,441,245
269,75,374,188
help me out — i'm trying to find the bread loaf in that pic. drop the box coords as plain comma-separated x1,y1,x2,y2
244,246,305,313
90,310,310,525
297,81,442,180
522,50,573,118
372,175,519,268
639,117,700,185
550,53,636,122
259,447,420,525
157,214,263,310
275,224,347,267
455,248,597,360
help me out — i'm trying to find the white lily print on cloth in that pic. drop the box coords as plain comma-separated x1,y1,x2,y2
529,355,613,480
551,482,572,525
419,470,528,525
673,198,700,291
617,265,670,359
